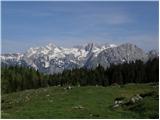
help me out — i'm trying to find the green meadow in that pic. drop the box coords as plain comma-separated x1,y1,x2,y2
1,83,159,119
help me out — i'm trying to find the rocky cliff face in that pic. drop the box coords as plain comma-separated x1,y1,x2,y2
85,43,149,69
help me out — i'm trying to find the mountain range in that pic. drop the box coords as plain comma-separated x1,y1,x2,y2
1,43,158,74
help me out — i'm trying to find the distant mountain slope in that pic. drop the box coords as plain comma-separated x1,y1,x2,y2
1,43,158,74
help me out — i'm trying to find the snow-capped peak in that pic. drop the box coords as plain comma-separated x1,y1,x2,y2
46,43,57,50
109,44,117,48
3,42,151,74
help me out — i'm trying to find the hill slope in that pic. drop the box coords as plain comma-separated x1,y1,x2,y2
2,83,158,119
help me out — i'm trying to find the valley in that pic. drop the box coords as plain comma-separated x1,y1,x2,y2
1,1,159,119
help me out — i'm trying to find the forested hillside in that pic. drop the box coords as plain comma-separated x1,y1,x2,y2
1,58,159,93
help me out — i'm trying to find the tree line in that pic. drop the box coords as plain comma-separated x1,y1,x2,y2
1,58,159,93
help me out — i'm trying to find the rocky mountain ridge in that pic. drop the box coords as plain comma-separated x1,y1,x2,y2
1,43,158,74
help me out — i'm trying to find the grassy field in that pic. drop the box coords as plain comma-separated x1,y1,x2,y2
1,83,159,119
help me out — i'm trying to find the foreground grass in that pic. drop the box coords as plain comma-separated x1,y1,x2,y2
1,83,159,119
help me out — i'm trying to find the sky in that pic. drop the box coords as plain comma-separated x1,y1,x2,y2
1,1,159,53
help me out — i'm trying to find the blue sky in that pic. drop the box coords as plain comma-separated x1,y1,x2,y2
2,1,159,53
